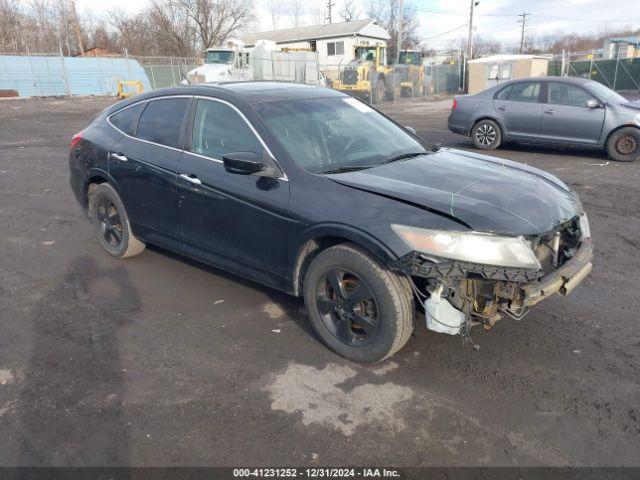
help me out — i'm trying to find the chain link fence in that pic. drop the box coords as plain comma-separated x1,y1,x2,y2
318,61,461,105
0,51,462,101
132,56,200,89
548,54,640,91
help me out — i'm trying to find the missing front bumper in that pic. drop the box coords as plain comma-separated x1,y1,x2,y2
522,239,593,305
391,238,594,328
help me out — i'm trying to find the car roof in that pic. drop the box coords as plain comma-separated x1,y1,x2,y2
506,76,591,85
102,82,348,118
152,81,345,104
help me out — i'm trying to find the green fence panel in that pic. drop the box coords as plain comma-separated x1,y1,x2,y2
554,58,640,90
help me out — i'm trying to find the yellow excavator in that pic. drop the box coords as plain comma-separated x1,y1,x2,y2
332,44,399,104
394,50,425,97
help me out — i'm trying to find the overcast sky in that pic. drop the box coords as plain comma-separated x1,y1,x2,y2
75,0,640,50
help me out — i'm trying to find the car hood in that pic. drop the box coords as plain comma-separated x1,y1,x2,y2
327,148,582,235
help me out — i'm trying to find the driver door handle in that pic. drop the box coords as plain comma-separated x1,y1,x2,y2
544,108,555,114
179,173,202,185
110,152,128,162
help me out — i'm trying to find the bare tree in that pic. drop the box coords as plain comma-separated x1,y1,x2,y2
266,0,283,30
366,0,419,62
168,0,253,50
339,0,360,22
287,0,307,28
309,0,326,25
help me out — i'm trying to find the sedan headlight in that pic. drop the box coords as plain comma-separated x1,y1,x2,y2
392,224,541,269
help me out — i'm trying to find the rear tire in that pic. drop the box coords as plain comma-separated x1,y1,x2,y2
471,119,502,150
88,183,145,258
606,127,640,162
303,243,414,364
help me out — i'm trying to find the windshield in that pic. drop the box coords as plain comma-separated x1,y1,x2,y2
586,81,628,105
255,96,428,173
399,52,421,65
206,50,235,65
355,47,377,62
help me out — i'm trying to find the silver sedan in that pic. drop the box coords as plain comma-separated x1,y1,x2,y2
448,76,640,162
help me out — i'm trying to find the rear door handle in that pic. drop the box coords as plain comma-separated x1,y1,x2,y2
179,173,202,185
497,105,507,111
110,152,128,162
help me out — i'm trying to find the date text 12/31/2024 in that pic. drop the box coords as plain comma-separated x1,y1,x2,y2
233,468,401,478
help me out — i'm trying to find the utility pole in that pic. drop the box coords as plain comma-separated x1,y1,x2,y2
326,0,335,24
466,0,478,92
70,0,84,56
396,0,404,63
467,0,477,61
518,12,529,54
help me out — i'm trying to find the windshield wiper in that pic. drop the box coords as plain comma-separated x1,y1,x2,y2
380,152,426,165
321,165,376,174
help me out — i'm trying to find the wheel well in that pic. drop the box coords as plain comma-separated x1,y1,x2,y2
292,236,387,297
604,124,640,148
84,175,108,208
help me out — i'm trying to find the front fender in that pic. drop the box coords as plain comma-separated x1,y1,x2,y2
289,223,398,296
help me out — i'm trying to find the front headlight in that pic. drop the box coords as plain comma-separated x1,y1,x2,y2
392,224,541,269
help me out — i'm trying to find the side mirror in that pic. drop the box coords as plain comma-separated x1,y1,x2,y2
223,151,264,175
223,151,281,178
586,99,601,109
405,126,417,135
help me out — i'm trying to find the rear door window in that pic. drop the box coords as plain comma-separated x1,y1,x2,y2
191,99,263,159
506,82,540,103
110,102,145,136
137,98,189,149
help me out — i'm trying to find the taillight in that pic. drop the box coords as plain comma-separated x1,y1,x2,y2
70,132,83,148
452,98,458,110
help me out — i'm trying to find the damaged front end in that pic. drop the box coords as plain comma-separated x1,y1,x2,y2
390,215,593,336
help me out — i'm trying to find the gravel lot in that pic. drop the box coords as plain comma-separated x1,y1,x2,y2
0,95,639,467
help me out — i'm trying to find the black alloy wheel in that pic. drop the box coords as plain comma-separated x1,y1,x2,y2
315,269,379,346
96,196,123,248
89,182,145,258
303,243,414,363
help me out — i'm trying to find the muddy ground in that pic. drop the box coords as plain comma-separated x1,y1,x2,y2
0,95,639,467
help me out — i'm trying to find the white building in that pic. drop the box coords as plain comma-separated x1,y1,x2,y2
242,19,390,68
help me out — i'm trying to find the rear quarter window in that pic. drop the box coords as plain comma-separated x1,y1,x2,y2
109,102,146,136
495,85,512,100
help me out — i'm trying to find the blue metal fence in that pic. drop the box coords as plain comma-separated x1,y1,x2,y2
0,55,152,97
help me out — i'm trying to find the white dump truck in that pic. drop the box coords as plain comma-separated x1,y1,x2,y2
185,41,251,84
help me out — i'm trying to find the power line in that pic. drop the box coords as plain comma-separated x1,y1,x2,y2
365,0,640,23
423,24,468,40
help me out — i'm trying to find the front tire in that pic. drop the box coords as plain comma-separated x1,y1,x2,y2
606,127,640,162
471,119,502,150
88,183,145,258
303,244,414,363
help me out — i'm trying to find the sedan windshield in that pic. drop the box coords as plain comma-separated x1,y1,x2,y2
586,81,628,105
255,97,428,173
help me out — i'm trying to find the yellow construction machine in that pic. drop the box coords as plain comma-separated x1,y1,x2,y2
395,50,425,97
332,44,399,103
